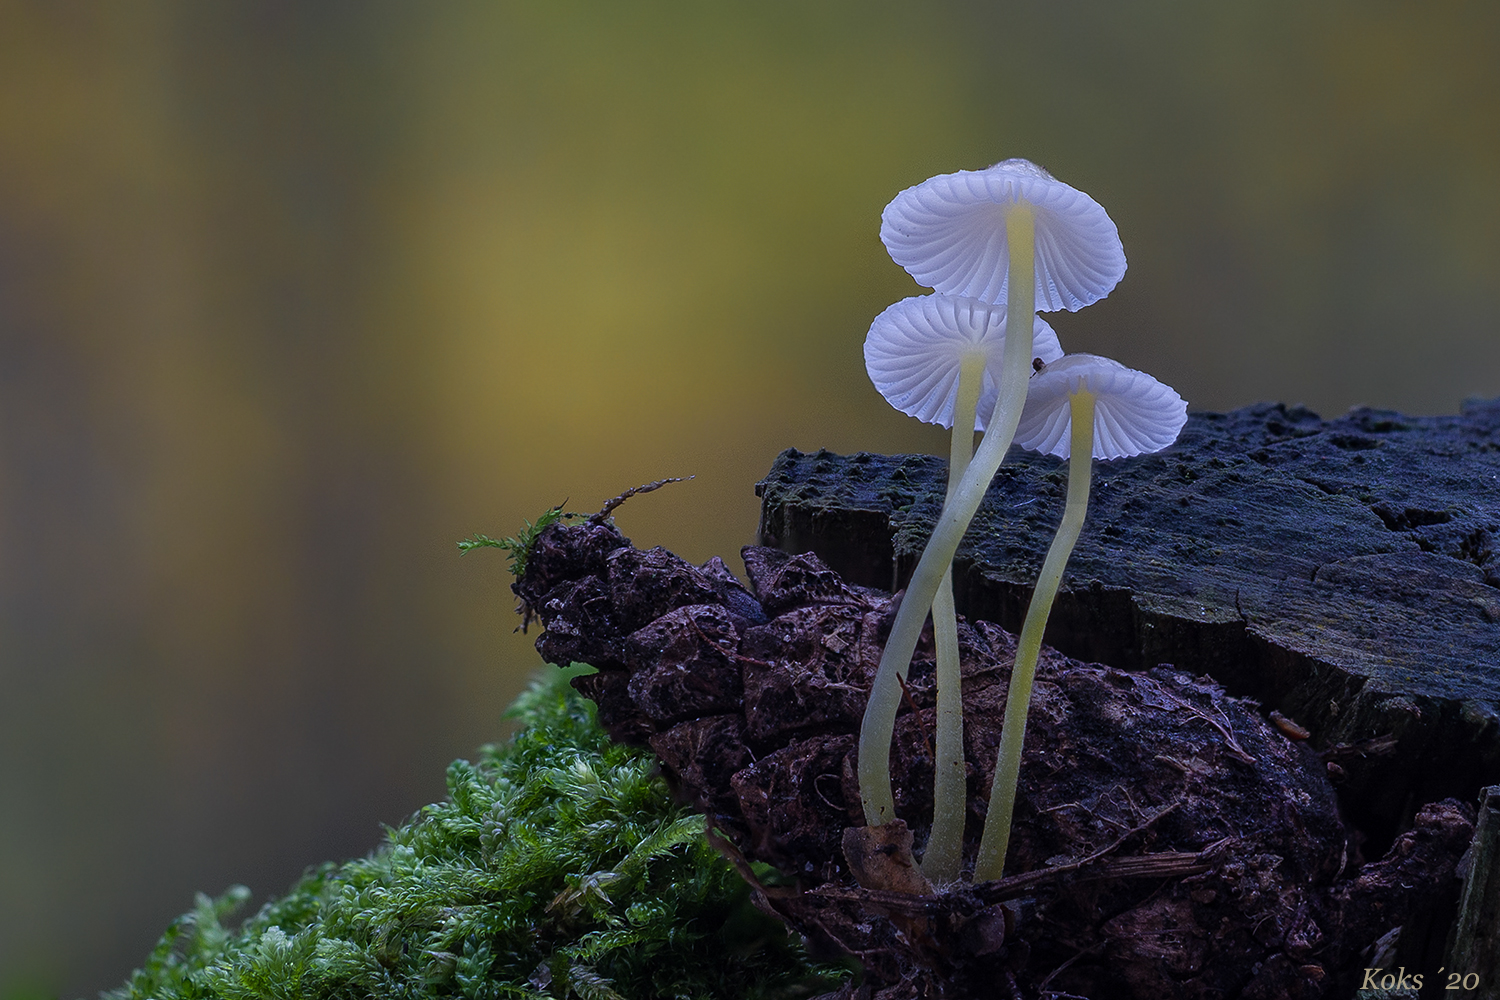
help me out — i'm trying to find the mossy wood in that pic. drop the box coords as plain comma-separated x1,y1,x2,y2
107,669,844,1000
757,399,1500,837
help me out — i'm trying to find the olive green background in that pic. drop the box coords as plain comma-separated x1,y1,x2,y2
1,2,1496,994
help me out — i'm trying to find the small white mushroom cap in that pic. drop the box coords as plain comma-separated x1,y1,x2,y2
880,159,1126,312
864,293,1064,431
1015,354,1187,460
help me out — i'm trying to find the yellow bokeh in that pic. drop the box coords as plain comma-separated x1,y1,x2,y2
1,2,1496,992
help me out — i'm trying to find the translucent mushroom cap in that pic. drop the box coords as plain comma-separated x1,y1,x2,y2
1014,354,1187,460
880,159,1126,312
864,293,1063,431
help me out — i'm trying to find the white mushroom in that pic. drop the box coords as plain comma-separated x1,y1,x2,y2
1012,354,1187,460
973,354,1187,881
880,159,1126,312
859,162,1126,832
862,294,1061,882
864,294,1064,431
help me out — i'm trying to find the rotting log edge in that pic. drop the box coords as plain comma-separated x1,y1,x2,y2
756,400,1500,856
515,513,1479,999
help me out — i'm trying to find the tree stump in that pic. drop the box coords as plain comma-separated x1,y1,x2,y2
756,399,1500,852
513,416,1489,998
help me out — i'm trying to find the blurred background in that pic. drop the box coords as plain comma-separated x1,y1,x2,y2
1,1,1496,994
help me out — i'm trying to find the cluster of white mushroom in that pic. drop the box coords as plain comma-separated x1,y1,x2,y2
858,159,1188,885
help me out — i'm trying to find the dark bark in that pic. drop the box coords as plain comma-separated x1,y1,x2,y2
756,400,1500,854
1447,785,1500,999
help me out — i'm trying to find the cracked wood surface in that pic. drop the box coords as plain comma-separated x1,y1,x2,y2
755,399,1500,832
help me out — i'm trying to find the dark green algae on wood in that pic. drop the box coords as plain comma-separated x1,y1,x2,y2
757,398,1500,841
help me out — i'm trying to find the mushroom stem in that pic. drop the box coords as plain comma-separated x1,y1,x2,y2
974,385,1095,882
921,352,984,884
859,205,1036,827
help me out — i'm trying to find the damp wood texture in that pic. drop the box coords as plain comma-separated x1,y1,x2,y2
757,399,1500,840
514,511,1479,999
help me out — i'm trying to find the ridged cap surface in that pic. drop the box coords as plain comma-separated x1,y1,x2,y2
881,159,1126,312
864,294,1063,431
1014,353,1186,460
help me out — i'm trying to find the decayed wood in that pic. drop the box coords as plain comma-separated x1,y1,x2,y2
515,517,1478,999
756,399,1500,841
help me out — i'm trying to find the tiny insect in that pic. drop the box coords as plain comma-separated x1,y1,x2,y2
1032,357,1046,374
1270,709,1311,740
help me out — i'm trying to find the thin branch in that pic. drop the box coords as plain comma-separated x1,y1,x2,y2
1157,687,1256,764
973,801,1231,903
1321,733,1399,764
589,477,694,524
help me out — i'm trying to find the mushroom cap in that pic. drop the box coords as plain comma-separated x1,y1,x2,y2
1014,353,1187,460
880,159,1126,312
864,293,1064,431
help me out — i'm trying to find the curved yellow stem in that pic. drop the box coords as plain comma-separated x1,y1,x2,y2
974,387,1095,882
921,352,983,884
860,205,1036,827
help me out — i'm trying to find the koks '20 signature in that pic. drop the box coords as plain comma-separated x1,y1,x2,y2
1362,967,1482,992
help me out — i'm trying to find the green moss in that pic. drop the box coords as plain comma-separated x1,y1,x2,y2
459,505,580,578
109,666,847,1000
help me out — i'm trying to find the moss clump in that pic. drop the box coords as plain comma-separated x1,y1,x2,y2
108,666,847,1000
458,505,581,578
